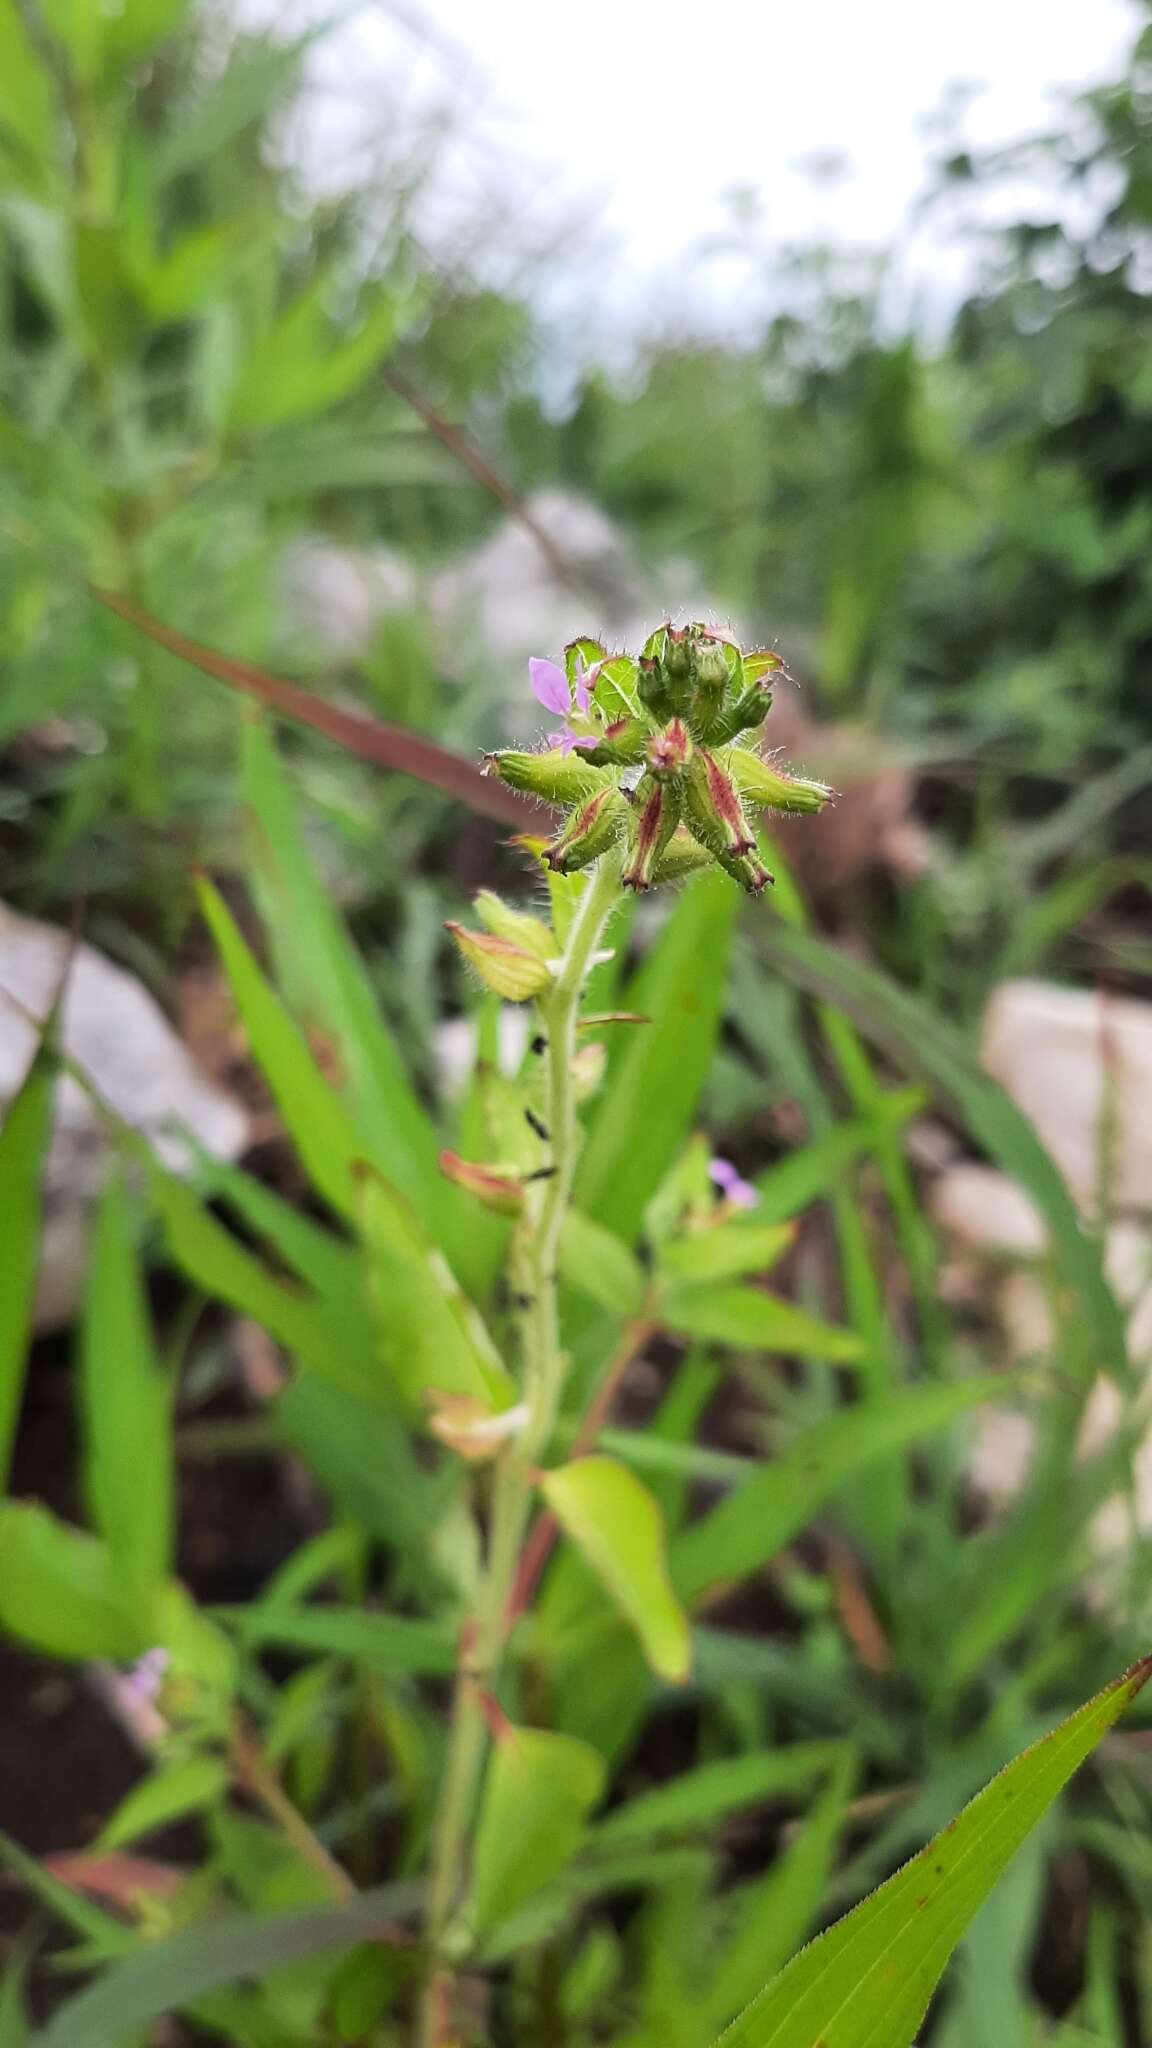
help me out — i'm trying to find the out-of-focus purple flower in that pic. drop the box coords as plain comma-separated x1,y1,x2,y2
529,655,600,750
122,1646,169,1708
709,1156,759,1209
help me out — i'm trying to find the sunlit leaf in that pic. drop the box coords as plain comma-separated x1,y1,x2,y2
470,1726,606,1934
542,1456,691,1683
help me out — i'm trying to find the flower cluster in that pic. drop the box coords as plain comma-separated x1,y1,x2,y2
487,623,831,894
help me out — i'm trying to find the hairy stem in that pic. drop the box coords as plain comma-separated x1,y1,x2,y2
421,847,623,2044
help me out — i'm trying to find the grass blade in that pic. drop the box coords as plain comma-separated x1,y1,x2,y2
756,924,1127,1377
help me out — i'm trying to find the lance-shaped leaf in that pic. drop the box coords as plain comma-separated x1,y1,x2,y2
713,1655,1152,2048
541,1456,690,1683
469,1726,606,1935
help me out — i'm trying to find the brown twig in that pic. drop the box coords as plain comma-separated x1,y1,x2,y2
87,584,546,830
383,365,594,598
229,1715,355,1900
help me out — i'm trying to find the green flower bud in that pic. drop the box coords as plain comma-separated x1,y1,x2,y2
726,750,833,815
682,749,755,859
715,849,775,895
485,749,610,804
580,717,650,767
473,890,556,962
697,684,774,746
445,922,553,1001
622,775,681,891
649,827,713,885
545,785,631,874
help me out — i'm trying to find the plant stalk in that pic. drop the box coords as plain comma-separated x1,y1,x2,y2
420,847,623,2044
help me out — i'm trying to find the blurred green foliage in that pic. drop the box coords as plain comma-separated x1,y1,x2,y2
3,3,1152,2044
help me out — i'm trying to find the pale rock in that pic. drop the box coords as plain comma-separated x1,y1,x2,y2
981,979,1152,1212
0,904,250,1329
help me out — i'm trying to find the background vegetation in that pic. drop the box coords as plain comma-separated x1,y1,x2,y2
2,1,1152,2042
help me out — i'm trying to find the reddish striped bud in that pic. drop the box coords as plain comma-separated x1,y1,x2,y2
682,749,755,858
622,775,681,891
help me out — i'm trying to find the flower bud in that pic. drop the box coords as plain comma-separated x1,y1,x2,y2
649,826,713,885
622,775,681,891
428,1392,530,1461
716,849,775,895
445,922,553,1001
646,717,693,780
439,1149,525,1215
484,749,610,804
726,750,833,815
473,889,555,962
682,750,755,858
581,717,649,767
545,785,631,874
698,684,774,746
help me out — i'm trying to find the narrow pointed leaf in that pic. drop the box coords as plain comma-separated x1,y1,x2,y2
674,1377,1007,1604
714,1656,1152,2048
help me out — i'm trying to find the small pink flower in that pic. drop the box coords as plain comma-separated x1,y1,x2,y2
709,1156,759,1209
529,654,601,750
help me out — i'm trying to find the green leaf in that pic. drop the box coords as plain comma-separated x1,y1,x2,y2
196,875,361,1219
756,923,1127,1378
233,288,408,432
673,1377,1007,1603
589,1742,844,1852
0,1046,52,1491
659,1222,794,1286
155,34,317,181
32,1883,419,2048
358,1169,513,1409
224,1602,457,1677
80,1169,171,1614
144,1159,377,1402
561,1210,647,1316
100,1757,229,1851
240,724,481,1287
660,1283,863,1362
712,1656,1152,2048
702,1749,858,2033
578,875,737,1242
0,1503,142,1661
541,1456,691,1683
470,1726,607,1934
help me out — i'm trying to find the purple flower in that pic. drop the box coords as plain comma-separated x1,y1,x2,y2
529,655,601,752
122,1646,169,1708
709,1156,759,1209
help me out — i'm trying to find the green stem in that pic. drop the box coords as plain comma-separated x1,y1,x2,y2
420,847,623,2045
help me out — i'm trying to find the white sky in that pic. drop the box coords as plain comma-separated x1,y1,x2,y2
246,0,1142,350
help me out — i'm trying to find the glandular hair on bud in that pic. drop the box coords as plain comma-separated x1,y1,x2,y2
485,749,610,805
726,750,833,815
